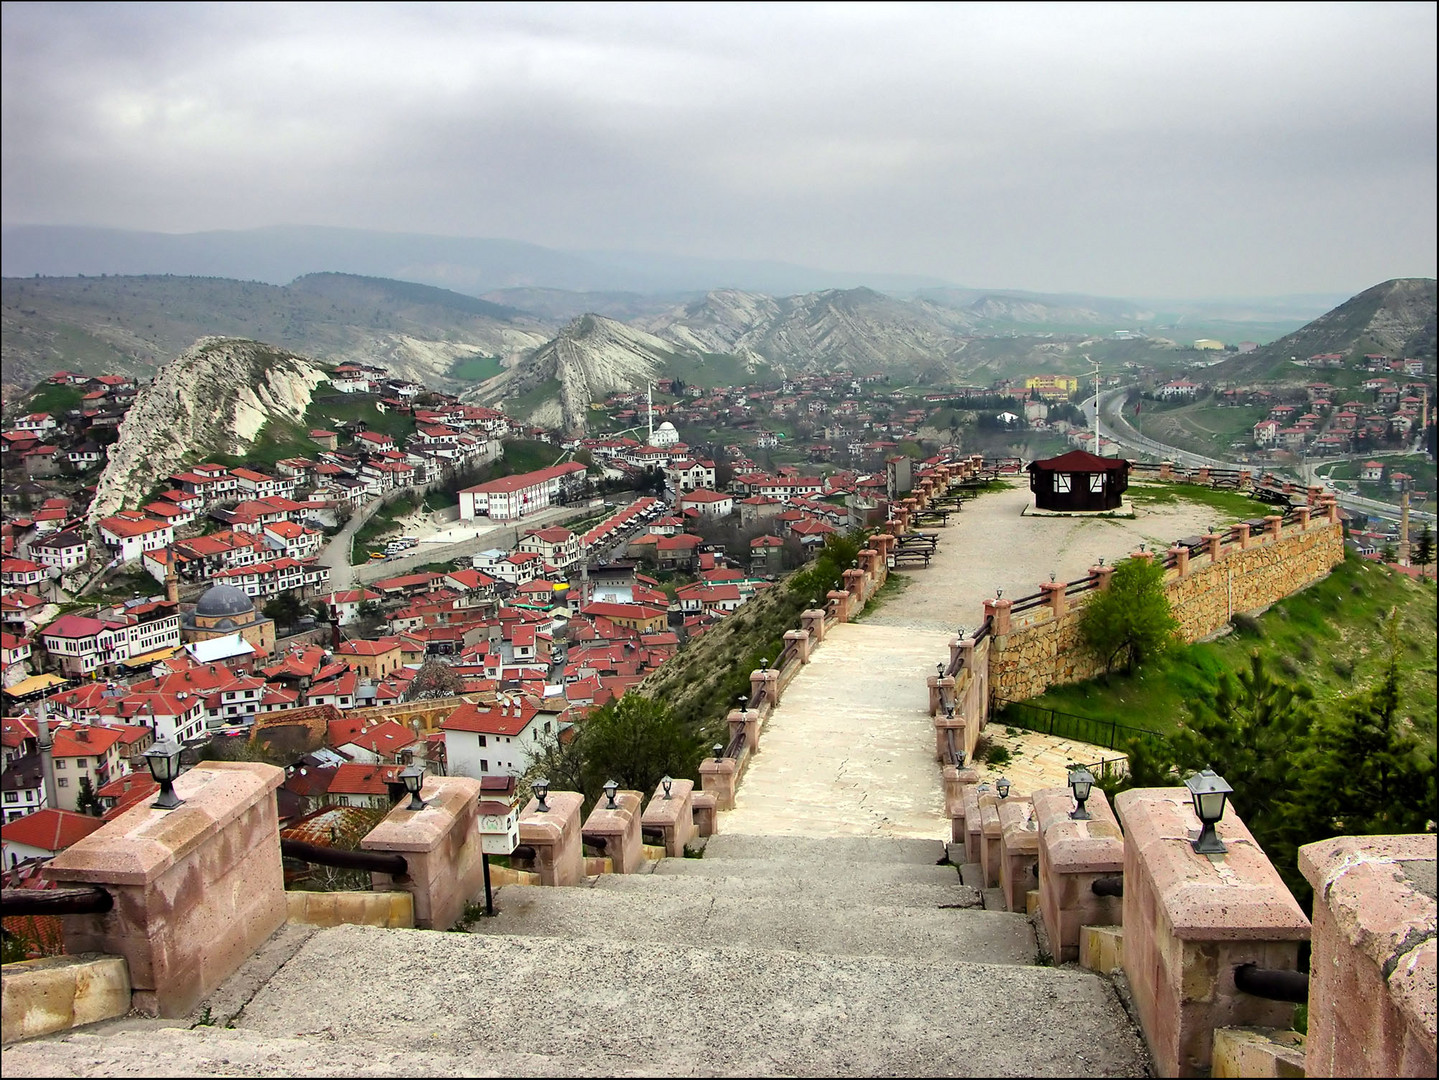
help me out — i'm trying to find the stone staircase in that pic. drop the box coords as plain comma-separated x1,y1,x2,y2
4,834,1148,1076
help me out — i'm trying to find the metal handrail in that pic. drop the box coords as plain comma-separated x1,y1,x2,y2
280,839,407,877
972,617,993,643
2,885,113,917
1091,876,1124,897
725,729,746,759
1234,964,1309,1004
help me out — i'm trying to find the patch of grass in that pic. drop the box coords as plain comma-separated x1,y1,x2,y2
501,378,562,420
449,354,504,382
1127,481,1271,521
1020,554,1437,739
20,383,85,418
854,571,911,620
303,394,417,441
1134,398,1268,459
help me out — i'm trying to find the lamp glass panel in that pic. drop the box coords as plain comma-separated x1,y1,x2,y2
1198,790,1226,821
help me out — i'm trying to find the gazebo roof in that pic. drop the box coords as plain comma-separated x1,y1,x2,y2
1028,450,1129,473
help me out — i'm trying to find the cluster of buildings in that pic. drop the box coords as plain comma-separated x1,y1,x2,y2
1247,376,1431,456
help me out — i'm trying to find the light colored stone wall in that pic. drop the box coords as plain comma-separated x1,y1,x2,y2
989,521,1343,705
285,890,414,929
1,953,130,1044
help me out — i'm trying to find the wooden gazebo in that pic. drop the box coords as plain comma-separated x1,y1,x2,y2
1027,450,1130,512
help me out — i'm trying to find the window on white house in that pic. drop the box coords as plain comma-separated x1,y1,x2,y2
58,777,69,787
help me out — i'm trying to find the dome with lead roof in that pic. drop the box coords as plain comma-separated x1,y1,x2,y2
194,584,256,619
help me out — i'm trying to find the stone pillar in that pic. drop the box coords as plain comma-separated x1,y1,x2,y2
843,567,865,600
933,698,963,758
518,790,584,887
697,756,738,810
43,762,286,1018
983,597,1013,637
1264,515,1283,543
728,706,760,754
1306,484,1324,505
1039,579,1066,619
1197,466,1211,484
873,533,895,566
1090,564,1115,591
581,789,644,874
1130,548,1153,565
827,589,851,623
1299,834,1437,1079
1295,505,1311,530
999,798,1040,913
979,788,1004,888
1322,495,1339,524
691,792,718,838
751,666,779,710
1168,545,1190,577
641,777,695,858
1114,788,1310,1078
1238,469,1252,489
362,775,483,930
963,784,984,865
1204,532,1224,562
953,635,975,675
943,763,981,844
783,628,811,665
801,607,826,642
1160,461,1174,481
1034,786,1124,964
1231,522,1251,550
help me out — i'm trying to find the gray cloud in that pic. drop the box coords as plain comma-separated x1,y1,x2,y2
3,1,1434,296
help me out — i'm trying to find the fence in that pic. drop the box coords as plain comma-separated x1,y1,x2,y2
993,699,1161,752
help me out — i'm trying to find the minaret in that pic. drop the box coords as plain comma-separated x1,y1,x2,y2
1398,485,1411,566
36,701,59,811
647,382,655,446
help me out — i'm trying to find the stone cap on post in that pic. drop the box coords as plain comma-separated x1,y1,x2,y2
361,775,480,854
1299,832,1437,1075
1033,785,1123,874
582,790,642,839
45,762,283,886
999,798,1039,854
1114,788,1310,941
518,790,584,846
641,777,694,828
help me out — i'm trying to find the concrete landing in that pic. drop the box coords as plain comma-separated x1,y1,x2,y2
720,622,951,840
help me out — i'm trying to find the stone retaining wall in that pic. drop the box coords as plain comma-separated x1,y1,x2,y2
990,520,1343,705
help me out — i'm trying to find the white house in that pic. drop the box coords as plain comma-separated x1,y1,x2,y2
441,698,553,779
96,514,174,564
458,462,587,521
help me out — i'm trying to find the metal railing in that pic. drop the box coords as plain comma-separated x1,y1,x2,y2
280,839,408,877
1234,964,1309,1004
724,728,747,760
994,700,1161,752
2,885,113,917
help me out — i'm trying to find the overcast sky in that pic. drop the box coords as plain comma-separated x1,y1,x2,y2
2,2,1435,297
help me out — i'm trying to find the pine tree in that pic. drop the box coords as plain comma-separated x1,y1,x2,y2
75,775,102,817
1413,524,1434,580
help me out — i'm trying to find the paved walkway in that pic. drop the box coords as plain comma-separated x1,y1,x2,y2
722,480,1211,833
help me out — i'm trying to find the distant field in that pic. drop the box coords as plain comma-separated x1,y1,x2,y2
449,354,504,381
1135,398,1268,458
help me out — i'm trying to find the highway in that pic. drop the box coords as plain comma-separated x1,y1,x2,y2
1084,388,1435,526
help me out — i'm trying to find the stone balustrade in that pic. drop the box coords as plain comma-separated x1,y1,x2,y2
691,792,717,838
978,788,1004,888
640,777,695,858
580,789,645,875
1299,833,1437,1078
517,790,585,887
942,762,981,844
42,761,287,1017
698,754,739,810
1034,785,1124,963
362,774,485,930
1114,788,1310,1078
998,798,1039,913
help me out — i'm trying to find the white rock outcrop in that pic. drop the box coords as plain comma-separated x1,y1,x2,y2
89,338,328,523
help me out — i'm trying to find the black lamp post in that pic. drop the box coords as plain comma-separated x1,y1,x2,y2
996,776,1011,799
712,743,724,763
400,764,426,810
1185,769,1232,854
1068,767,1095,820
661,775,673,799
738,694,748,717
603,779,619,809
533,776,550,812
936,662,945,678
144,739,185,810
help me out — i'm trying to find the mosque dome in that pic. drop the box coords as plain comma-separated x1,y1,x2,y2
194,584,256,619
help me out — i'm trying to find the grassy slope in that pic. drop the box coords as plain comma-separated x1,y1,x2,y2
1135,398,1269,459
1125,480,1272,522
1019,554,1437,740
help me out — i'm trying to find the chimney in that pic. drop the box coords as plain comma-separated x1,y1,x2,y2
165,555,179,604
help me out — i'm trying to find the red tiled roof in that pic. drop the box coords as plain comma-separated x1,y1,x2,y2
1,808,105,853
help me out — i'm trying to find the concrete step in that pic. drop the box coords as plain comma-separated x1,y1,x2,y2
592,870,981,910
652,856,966,888
227,925,1144,1076
474,884,1031,964
699,833,949,866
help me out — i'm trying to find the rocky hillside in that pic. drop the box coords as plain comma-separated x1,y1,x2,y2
479,315,687,432
1209,278,1437,383
88,339,328,523
0,273,553,392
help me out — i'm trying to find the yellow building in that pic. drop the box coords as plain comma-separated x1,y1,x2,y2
1193,339,1226,351
1025,375,1079,393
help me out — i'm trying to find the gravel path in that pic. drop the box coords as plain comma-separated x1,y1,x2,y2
865,479,1220,634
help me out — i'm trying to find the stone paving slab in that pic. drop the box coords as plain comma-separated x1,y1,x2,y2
231,924,1148,1078
652,856,971,887
591,872,980,908
472,886,1031,963
702,833,947,864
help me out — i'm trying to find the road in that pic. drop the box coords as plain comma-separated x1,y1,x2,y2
1087,388,1435,526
